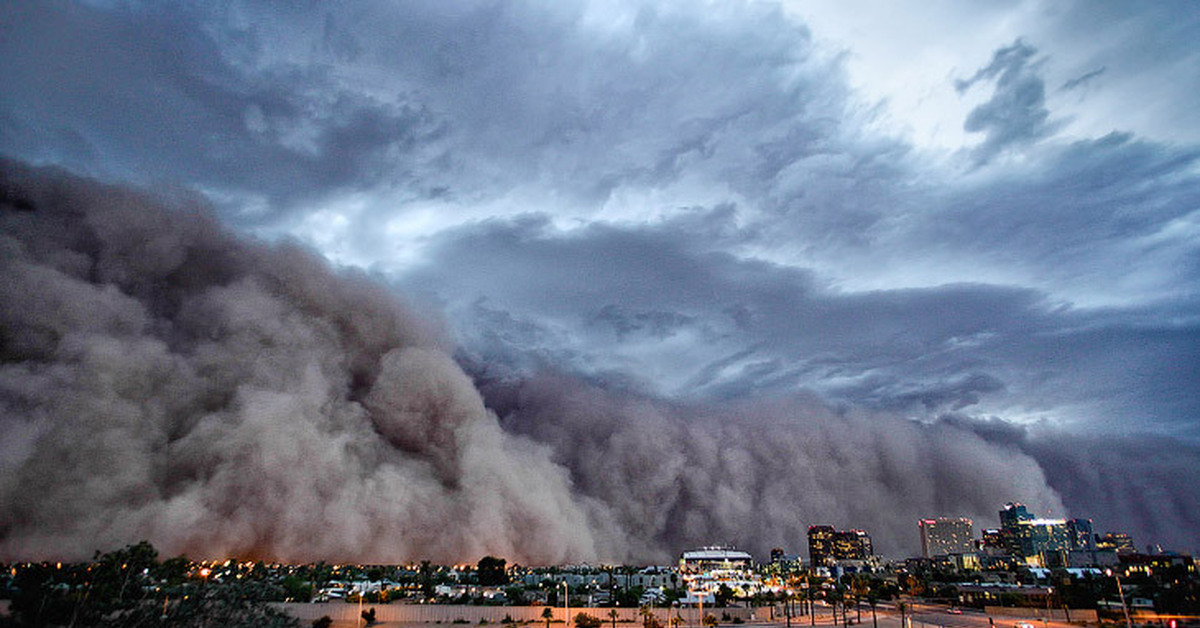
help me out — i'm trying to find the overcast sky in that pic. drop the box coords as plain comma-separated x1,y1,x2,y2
2,0,1199,556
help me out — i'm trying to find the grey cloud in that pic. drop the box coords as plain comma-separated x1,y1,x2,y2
910,132,1200,299
0,2,449,221
957,39,1053,164
1061,67,1106,91
483,374,1067,560
0,160,610,563
0,160,1105,563
407,208,1200,434
1039,1,1200,140
854,373,1007,413
1,0,883,243
941,416,1200,551
587,304,696,340
4,0,1200,563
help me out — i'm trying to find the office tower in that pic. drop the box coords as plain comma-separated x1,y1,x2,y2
832,529,873,560
810,526,874,565
919,517,975,558
1000,503,1033,528
808,525,836,567
1067,518,1096,551
997,502,1070,562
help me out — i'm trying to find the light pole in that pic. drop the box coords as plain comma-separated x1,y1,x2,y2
1106,570,1132,628
563,582,570,628
786,586,793,628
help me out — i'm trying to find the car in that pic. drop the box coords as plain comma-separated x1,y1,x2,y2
947,608,963,614
1014,621,1037,628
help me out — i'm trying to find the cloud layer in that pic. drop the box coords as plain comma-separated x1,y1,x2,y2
2,0,1199,558
0,160,604,563
5,162,1199,562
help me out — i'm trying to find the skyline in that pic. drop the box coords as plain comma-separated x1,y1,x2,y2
1,1,1198,563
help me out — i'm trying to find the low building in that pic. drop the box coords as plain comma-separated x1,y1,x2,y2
680,547,753,573
954,582,1053,608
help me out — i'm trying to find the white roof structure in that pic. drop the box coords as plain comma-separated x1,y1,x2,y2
681,547,753,562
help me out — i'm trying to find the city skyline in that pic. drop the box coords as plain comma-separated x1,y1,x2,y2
2,1,1199,564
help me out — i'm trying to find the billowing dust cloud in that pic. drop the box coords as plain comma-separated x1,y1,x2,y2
0,160,602,563
1,159,1073,563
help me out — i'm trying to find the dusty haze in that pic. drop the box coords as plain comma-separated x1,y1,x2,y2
2,160,1190,563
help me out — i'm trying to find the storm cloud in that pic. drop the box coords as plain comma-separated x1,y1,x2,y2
0,160,606,563
2,0,1199,560
0,160,1123,561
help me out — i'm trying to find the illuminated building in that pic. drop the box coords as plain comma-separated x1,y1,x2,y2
997,503,1070,565
980,528,1005,553
808,526,836,567
679,546,753,573
832,530,873,560
919,517,975,558
1097,532,1136,554
1067,518,1096,550
808,526,872,566
1000,502,1033,528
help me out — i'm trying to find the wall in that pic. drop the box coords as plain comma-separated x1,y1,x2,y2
273,604,759,626
983,606,1098,622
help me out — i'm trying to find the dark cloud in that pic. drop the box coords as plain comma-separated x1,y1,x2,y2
0,160,610,563
0,0,888,246
2,0,1199,561
0,160,1100,562
0,2,450,220
406,204,1200,440
957,40,1054,164
481,374,1067,560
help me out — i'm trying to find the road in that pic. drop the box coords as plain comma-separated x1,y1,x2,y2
741,603,1079,628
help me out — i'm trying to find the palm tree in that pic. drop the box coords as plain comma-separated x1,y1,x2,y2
544,607,555,628
640,605,661,628
851,576,870,625
865,586,879,628
609,608,620,628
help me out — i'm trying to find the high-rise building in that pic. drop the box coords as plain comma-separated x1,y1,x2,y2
832,530,873,560
1067,518,1095,551
1000,503,1033,528
919,517,975,558
809,525,873,565
808,526,836,566
997,503,1070,563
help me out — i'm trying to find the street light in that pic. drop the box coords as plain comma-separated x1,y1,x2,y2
1105,569,1132,628
563,581,570,628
